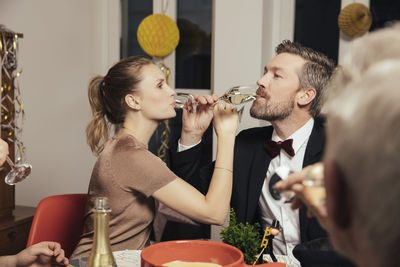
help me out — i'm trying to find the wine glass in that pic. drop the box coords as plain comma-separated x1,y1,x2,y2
219,85,257,121
174,92,197,113
269,163,326,205
4,155,32,185
174,85,258,120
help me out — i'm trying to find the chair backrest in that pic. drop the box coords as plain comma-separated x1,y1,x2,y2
27,194,88,258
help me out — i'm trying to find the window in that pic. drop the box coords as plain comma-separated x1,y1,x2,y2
175,0,212,89
120,0,153,58
121,0,212,90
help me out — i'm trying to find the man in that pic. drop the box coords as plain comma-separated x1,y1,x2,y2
171,40,335,264
275,23,400,267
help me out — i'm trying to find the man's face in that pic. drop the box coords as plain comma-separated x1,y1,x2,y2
250,53,305,121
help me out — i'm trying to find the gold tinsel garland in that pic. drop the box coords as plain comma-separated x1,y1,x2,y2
0,25,26,165
137,13,180,161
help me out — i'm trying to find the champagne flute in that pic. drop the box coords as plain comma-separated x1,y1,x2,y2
174,85,258,120
219,85,257,121
4,155,32,185
174,92,197,113
269,163,326,205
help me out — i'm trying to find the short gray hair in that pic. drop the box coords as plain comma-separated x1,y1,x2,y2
325,23,400,265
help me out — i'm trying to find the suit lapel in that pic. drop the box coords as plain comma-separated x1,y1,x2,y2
302,118,325,168
300,118,326,242
246,128,273,223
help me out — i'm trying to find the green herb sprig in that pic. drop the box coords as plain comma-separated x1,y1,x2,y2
220,208,262,264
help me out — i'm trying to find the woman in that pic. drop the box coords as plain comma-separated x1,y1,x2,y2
71,56,238,258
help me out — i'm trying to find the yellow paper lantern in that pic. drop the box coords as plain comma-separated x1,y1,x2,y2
137,14,180,58
338,3,372,37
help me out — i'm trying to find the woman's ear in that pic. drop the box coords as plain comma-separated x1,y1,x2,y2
297,87,316,106
125,94,141,111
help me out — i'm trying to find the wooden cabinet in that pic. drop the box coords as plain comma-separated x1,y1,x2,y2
0,30,20,220
0,206,35,256
0,30,35,255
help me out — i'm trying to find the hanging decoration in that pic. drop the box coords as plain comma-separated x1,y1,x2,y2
137,14,180,58
0,25,26,166
338,3,372,37
137,2,180,162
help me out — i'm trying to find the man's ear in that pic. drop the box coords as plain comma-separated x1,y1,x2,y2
297,87,316,106
125,94,141,111
325,160,352,229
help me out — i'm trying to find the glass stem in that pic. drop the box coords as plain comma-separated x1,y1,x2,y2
6,156,15,168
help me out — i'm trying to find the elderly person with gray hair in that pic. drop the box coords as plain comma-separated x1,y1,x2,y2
275,23,400,267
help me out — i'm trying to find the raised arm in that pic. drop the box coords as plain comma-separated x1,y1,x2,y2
153,103,238,225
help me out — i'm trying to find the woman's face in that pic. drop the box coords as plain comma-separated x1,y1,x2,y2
135,63,177,121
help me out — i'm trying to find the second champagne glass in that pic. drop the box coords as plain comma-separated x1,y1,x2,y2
4,156,32,185
269,163,326,205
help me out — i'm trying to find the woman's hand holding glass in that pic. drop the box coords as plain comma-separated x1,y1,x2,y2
212,103,238,137
180,94,219,146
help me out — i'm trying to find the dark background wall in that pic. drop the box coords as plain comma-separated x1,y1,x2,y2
294,0,341,65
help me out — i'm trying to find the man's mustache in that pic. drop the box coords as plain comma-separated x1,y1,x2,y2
256,87,268,98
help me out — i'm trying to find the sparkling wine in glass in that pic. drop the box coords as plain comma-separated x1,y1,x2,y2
174,85,257,120
219,85,257,105
219,85,257,121
4,156,32,185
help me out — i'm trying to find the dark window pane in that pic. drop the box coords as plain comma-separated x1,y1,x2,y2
370,0,400,31
176,0,212,89
121,0,152,58
294,0,341,65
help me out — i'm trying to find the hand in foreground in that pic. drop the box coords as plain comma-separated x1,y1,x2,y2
0,138,9,167
15,241,69,267
212,103,238,137
274,166,328,229
181,94,219,146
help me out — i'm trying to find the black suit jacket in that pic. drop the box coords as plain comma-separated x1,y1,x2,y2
170,117,326,243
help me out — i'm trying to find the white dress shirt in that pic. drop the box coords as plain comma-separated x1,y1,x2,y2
258,118,314,266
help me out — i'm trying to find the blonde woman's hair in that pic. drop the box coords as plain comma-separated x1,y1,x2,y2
86,56,153,155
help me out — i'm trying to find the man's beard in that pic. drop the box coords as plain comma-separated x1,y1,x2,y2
250,94,295,121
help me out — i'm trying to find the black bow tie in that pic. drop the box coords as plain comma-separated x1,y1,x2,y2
266,139,295,158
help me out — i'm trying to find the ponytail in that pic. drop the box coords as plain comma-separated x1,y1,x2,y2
86,56,153,155
86,76,109,156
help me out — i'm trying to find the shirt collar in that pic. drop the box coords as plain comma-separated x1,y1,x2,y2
271,118,314,154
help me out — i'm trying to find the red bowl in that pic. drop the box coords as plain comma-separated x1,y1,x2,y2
141,240,285,267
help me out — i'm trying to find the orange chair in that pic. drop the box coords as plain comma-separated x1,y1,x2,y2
27,194,88,258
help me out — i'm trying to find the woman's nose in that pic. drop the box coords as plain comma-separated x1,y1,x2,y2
169,85,176,96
